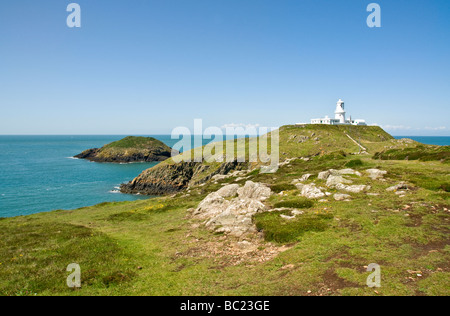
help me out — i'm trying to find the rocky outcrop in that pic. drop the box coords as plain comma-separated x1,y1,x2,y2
75,136,176,163
299,184,326,199
326,175,353,187
334,193,352,201
318,168,361,181
120,160,247,195
120,162,199,195
291,174,312,184
366,169,388,180
335,184,371,193
386,182,409,192
192,181,272,237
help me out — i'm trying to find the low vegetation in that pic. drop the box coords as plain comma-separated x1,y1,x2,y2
1,125,448,296
254,211,333,243
345,159,364,168
373,145,450,163
272,198,314,209
270,183,297,193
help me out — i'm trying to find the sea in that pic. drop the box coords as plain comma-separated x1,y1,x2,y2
0,135,449,218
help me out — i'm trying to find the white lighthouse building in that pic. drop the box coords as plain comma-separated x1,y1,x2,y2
309,99,367,126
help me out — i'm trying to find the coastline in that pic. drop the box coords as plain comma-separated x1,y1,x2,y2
1,135,449,218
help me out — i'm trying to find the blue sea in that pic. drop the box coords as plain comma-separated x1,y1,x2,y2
393,136,450,146
0,135,190,218
0,135,449,218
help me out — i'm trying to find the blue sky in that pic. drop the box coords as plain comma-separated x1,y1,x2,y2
0,0,449,135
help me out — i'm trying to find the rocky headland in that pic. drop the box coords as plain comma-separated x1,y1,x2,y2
75,136,176,163
120,160,247,195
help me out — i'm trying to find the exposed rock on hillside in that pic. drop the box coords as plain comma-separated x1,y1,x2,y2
334,193,352,201
75,136,176,163
326,175,353,187
386,182,409,192
366,169,388,180
192,181,272,237
335,184,371,193
299,184,326,199
120,160,247,195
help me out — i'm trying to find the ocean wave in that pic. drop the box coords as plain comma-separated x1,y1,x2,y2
109,190,121,194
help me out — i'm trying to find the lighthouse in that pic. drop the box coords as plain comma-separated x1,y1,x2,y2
334,99,346,124
306,99,367,126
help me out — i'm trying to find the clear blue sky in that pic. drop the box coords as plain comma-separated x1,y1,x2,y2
1,0,449,135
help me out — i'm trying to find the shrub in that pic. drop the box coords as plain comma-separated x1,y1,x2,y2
273,198,314,209
320,150,347,160
253,211,333,243
270,183,297,193
440,183,450,192
345,159,363,168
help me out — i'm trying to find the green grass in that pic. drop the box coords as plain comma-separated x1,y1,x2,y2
254,211,333,243
345,159,364,168
273,198,314,209
0,220,136,296
270,183,297,193
104,136,168,150
1,157,448,296
0,126,449,296
373,145,450,163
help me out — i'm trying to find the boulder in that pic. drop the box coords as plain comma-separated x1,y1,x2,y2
301,184,326,199
292,174,312,185
334,193,352,201
237,181,272,201
193,181,272,237
336,168,357,175
216,184,240,198
386,182,409,192
300,174,312,182
318,170,332,180
205,198,268,237
326,175,353,187
335,184,371,193
366,169,388,180
318,169,360,181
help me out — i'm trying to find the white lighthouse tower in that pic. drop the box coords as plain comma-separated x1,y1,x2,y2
334,99,346,124
306,98,367,126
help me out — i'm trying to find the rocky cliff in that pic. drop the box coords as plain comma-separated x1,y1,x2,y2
120,160,247,195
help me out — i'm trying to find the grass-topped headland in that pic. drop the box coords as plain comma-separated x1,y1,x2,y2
1,125,449,296
74,136,177,163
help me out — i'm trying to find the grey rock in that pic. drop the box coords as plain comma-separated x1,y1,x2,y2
334,193,352,201
301,184,326,199
335,184,371,193
193,181,273,237
326,175,353,187
366,169,388,180
386,182,409,192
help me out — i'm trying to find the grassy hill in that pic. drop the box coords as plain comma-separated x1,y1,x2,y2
1,125,449,296
75,136,175,163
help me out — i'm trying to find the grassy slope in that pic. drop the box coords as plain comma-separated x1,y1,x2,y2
1,126,449,296
103,136,168,150
146,125,396,184
91,136,173,161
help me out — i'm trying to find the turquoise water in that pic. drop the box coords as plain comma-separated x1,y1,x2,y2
394,136,450,146
0,135,182,218
1,135,449,218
